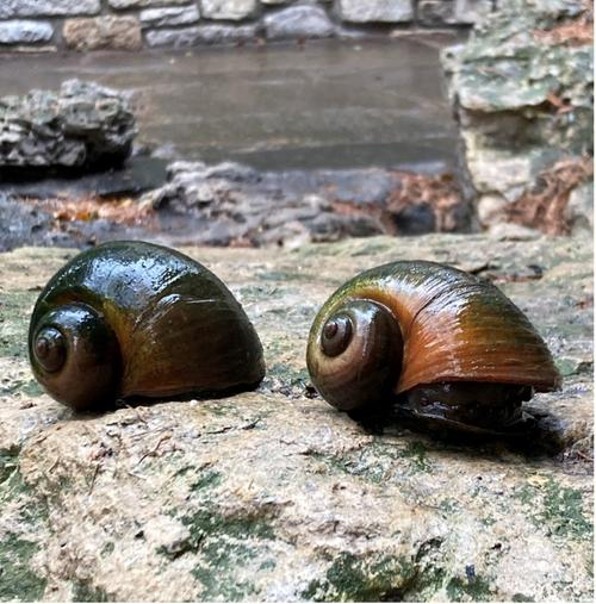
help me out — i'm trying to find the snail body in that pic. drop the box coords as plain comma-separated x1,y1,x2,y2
29,241,265,411
306,260,561,434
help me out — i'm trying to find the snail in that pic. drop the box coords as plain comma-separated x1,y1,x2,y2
28,241,265,412
306,260,561,435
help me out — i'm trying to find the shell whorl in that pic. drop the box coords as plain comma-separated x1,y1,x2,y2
307,299,403,411
29,303,120,411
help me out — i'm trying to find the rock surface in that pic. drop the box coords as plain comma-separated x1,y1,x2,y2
140,5,201,28
442,0,594,234
339,0,414,23
0,20,53,44
62,16,142,51
0,233,592,601
0,79,137,175
0,0,100,18
0,158,468,251
200,0,258,21
263,5,335,40
145,23,257,47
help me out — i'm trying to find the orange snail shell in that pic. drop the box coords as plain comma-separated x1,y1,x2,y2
306,260,561,433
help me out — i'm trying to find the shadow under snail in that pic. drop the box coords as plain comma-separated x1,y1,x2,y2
306,260,561,435
28,240,265,412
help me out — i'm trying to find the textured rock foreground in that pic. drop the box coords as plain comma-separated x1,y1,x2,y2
0,233,593,601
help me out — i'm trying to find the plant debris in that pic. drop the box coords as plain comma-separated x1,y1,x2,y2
533,0,594,46
23,195,156,228
504,155,593,235
331,171,465,236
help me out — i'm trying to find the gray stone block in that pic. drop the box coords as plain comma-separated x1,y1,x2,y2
0,0,100,18
108,0,191,8
201,0,258,21
146,24,257,47
417,0,456,26
338,0,414,23
140,5,201,28
0,20,54,44
264,5,335,40
454,0,495,24
0,79,137,173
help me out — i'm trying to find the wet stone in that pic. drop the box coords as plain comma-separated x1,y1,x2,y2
145,24,257,47
0,0,100,18
108,0,190,8
339,0,414,23
0,79,137,175
264,5,335,40
139,5,200,29
453,0,495,24
0,20,53,44
200,0,258,21
442,0,593,232
418,0,456,26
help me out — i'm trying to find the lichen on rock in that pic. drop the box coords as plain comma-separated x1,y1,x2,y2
442,0,593,234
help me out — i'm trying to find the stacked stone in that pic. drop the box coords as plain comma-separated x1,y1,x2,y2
0,1,495,52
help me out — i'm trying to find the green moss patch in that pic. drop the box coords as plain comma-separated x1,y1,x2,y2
0,449,19,484
157,504,277,600
191,470,222,492
191,539,264,601
0,291,36,358
71,581,111,602
309,438,433,485
0,462,50,600
302,551,414,601
185,509,276,600
514,478,592,540
445,574,492,601
511,594,536,602
0,378,44,398
0,534,46,601
401,441,432,472
258,270,311,282
541,479,592,539
182,508,275,543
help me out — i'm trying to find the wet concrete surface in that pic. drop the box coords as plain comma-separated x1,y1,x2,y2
0,36,459,172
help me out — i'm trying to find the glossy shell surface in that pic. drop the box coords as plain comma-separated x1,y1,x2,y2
29,241,265,410
307,260,561,405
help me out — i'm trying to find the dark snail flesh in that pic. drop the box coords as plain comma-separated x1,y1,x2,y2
306,260,561,435
29,241,265,411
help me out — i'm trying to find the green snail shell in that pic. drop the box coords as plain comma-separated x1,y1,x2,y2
306,260,561,433
29,240,265,411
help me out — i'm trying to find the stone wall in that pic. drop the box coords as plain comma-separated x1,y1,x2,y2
0,1,496,52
